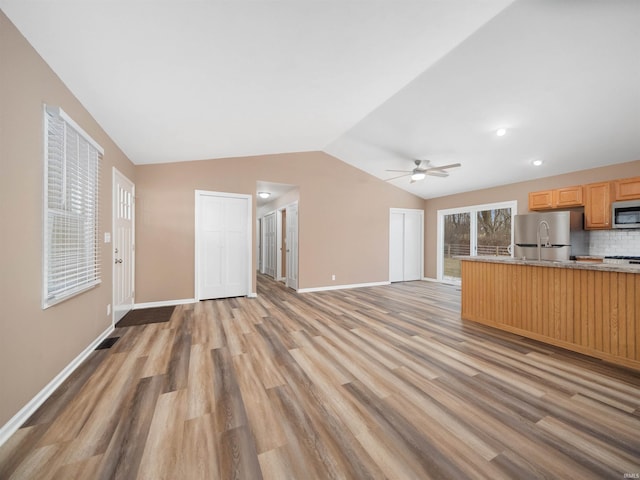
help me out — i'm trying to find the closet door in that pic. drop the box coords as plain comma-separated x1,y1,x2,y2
389,209,424,282
403,211,422,281
389,212,405,282
196,191,250,300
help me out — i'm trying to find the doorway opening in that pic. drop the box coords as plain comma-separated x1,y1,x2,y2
257,181,299,290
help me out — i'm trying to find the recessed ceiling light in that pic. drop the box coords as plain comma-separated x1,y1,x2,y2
532,159,543,166
496,128,507,137
258,191,271,199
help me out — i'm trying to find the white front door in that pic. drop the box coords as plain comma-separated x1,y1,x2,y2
113,168,135,324
195,191,251,300
286,203,299,290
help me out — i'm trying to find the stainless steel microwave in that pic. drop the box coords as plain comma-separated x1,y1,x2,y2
612,200,640,228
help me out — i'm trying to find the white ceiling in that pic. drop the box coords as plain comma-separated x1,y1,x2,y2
2,1,639,199
327,0,640,198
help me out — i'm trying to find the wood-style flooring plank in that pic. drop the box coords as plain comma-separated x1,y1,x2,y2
1,273,639,479
136,389,188,480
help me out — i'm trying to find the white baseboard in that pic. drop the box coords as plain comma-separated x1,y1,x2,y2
421,276,440,283
134,295,260,306
0,325,114,447
422,276,461,286
297,281,390,294
133,298,195,309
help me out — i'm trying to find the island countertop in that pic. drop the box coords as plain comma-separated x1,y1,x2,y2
459,256,640,371
456,255,640,274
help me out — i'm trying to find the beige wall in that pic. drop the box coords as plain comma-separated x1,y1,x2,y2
0,12,135,426
135,152,424,301
423,159,640,278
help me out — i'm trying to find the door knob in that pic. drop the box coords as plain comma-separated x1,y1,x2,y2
115,259,123,264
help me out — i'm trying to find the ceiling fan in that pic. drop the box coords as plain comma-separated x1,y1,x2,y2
385,159,462,183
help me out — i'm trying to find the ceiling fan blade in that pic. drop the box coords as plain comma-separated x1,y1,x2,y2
385,169,412,173
427,163,461,171
427,171,449,177
385,173,412,181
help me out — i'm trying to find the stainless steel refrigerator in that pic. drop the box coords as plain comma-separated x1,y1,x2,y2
514,211,588,261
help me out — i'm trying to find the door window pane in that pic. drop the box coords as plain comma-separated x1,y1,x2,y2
477,208,512,256
443,212,470,280
438,201,516,283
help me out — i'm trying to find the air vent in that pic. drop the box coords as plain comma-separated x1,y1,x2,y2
96,337,120,350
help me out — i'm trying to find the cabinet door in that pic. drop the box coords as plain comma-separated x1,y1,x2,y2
614,176,640,201
585,182,612,229
528,190,553,210
554,185,583,207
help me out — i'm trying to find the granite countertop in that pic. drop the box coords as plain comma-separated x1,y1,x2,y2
456,255,640,274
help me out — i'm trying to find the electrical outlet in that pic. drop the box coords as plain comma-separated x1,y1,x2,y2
107,304,111,316
331,274,336,281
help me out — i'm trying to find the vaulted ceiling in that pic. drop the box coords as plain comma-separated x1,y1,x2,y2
2,1,639,198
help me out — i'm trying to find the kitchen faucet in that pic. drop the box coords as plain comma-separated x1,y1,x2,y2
537,220,551,261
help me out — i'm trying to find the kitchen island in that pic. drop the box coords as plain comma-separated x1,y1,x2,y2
459,256,640,370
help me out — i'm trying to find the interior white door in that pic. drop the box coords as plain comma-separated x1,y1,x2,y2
285,203,299,290
257,218,263,273
389,212,404,282
276,209,283,280
264,212,277,278
403,211,422,281
196,191,250,300
113,168,135,324
389,208,423,282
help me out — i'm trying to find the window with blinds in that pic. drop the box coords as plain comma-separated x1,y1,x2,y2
43,106,104,308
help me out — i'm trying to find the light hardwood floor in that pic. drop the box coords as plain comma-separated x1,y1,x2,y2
1,275,639,479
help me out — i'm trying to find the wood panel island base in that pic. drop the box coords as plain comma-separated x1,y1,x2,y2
460,257,640,371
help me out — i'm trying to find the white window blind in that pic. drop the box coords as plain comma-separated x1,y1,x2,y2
43,106,104,308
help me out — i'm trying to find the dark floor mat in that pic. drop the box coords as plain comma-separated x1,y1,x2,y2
116,306,175,327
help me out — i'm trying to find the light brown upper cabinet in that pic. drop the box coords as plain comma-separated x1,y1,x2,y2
614,176,640,201
585,182,612,229
528,185,583,211
554,185,583,207
528,190,554,210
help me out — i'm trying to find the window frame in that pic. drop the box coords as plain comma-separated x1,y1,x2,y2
436,200,517,284
42,105,104,309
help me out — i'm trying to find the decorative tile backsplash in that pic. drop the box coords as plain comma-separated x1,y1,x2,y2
588,229,640,256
